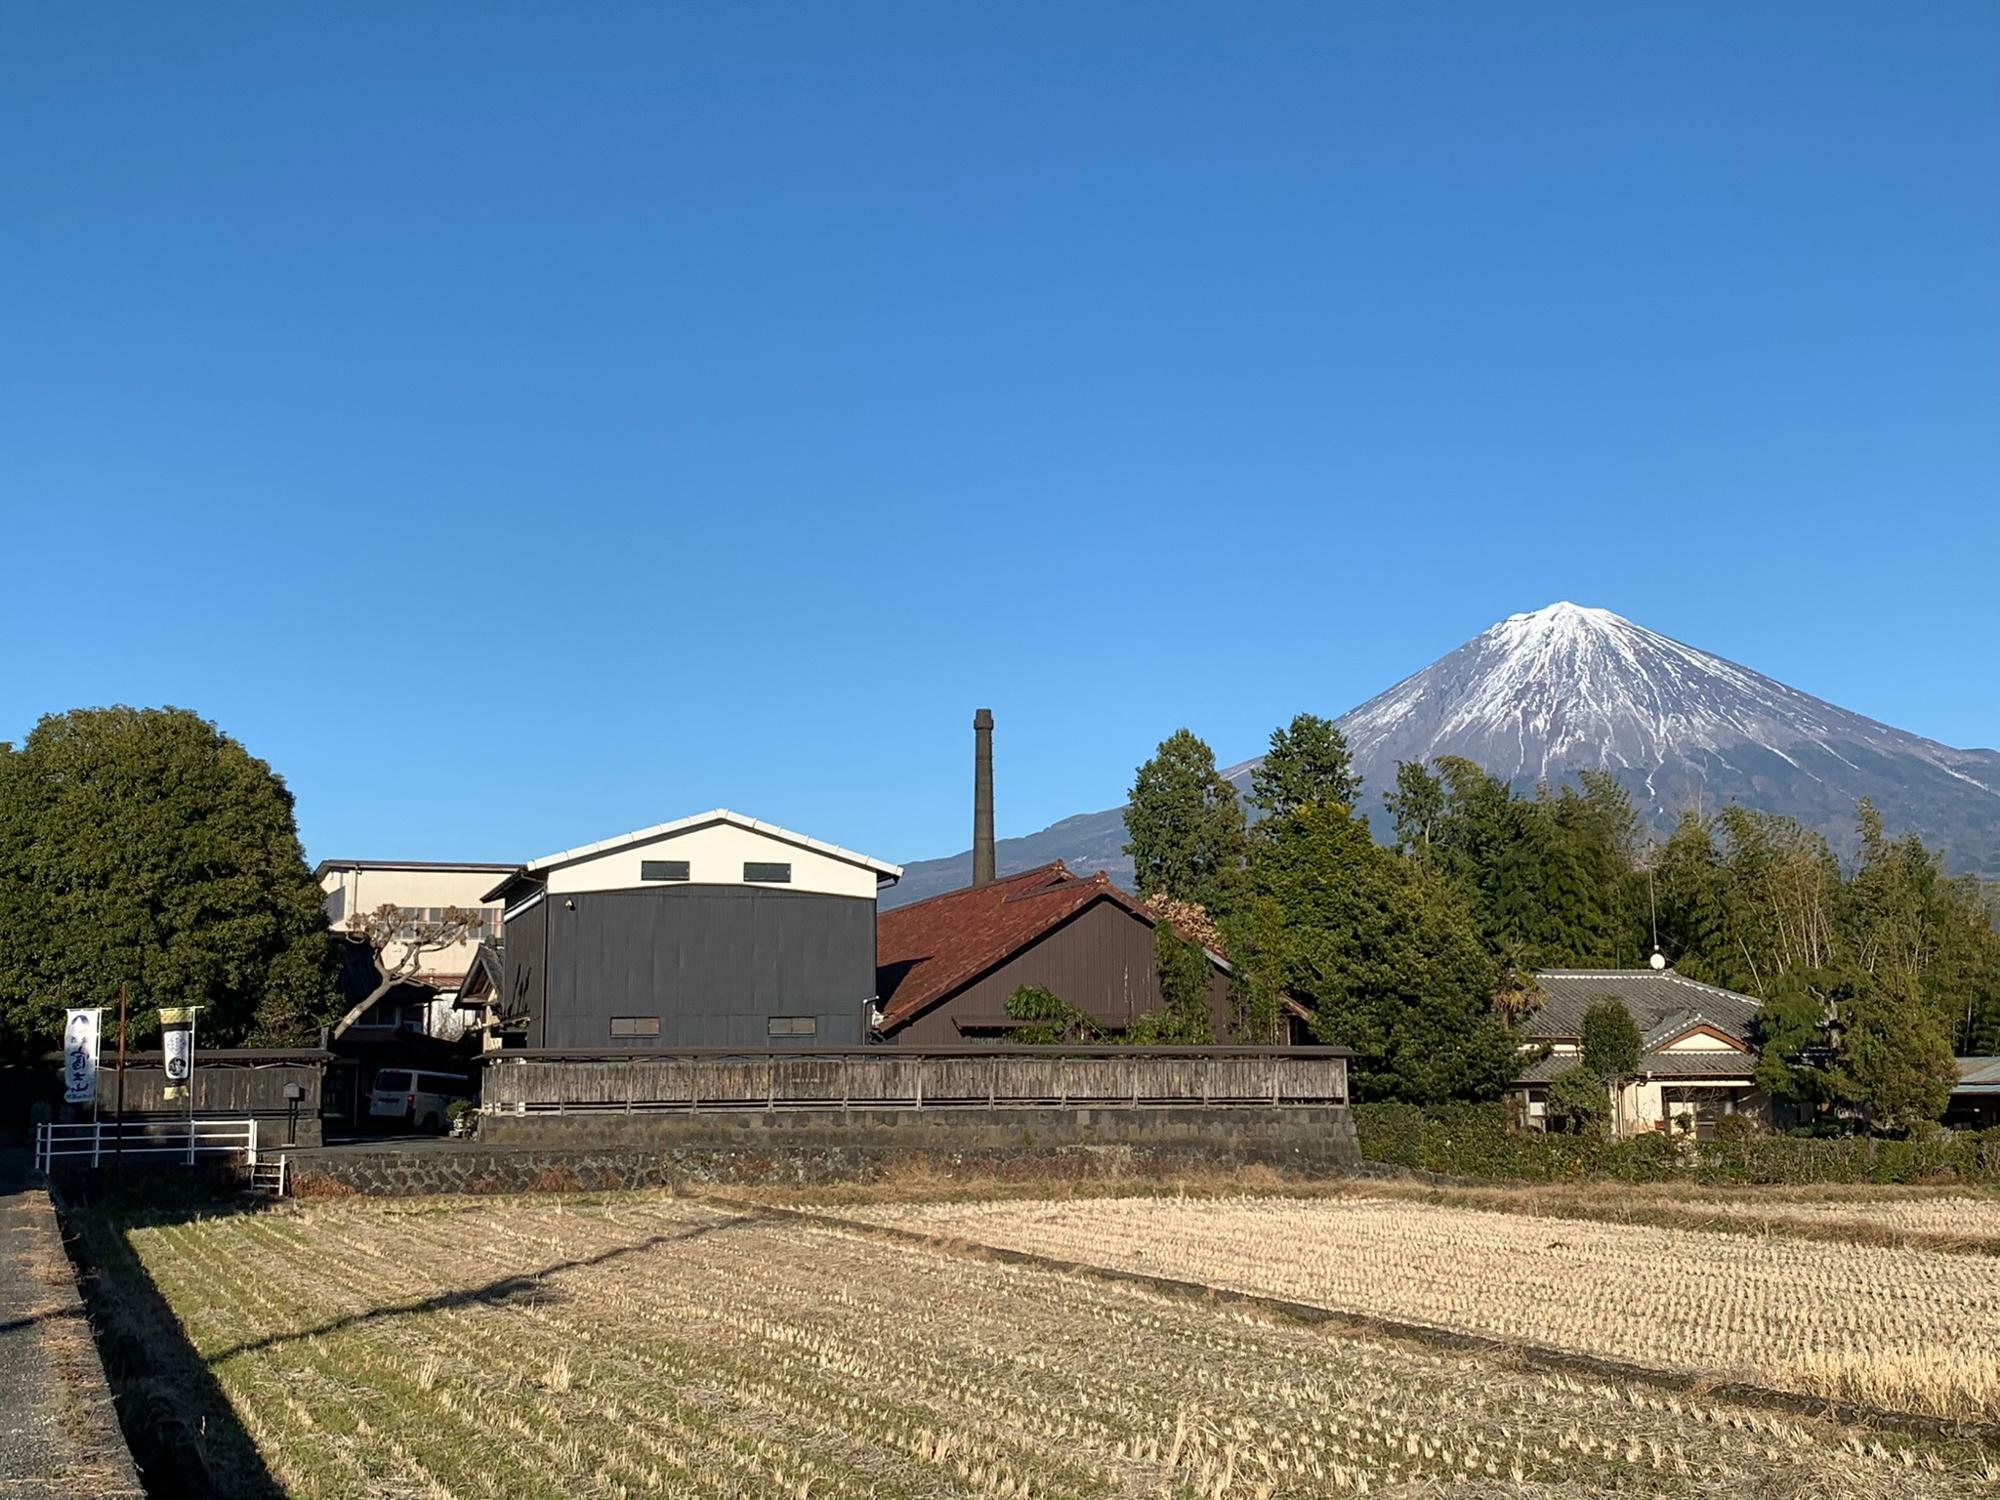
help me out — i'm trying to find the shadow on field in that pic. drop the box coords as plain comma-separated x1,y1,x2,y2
201,1212,760,1364
62,1193,287,1500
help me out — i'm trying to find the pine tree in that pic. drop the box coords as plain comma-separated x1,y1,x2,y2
1384,761,1447,874
1124,729,1246,915
1248,714,1360,822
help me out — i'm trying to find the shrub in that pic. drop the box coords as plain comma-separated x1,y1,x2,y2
1353,1101,2000,1186
1543,1067,1608,1134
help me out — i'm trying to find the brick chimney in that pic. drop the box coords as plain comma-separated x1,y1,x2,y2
972,708,995,886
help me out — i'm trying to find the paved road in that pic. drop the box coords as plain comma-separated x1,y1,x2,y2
0,1150,143,1499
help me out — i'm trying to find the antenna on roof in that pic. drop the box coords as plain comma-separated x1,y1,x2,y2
1648,865,1667,970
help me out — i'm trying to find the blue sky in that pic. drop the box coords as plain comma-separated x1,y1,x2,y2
3,3,1995,868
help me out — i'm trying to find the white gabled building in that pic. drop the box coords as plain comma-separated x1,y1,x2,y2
483,810,902,1050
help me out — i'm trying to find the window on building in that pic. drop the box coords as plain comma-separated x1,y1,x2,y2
767,1016,817,1038
743,861,792,883
609,1016,662,1038
641,859,691,882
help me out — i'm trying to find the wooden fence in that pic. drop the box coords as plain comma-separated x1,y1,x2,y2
479,1047,1350,1113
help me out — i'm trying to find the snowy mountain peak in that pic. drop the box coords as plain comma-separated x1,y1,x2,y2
1337,604,1999,823
885,605,2000,906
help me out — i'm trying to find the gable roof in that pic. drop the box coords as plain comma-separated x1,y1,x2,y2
1523,970,1761,1045
452,939,505,1008
485,809,903,900
873,863,1225,1033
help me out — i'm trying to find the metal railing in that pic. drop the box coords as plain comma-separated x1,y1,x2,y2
33,1117,260,1172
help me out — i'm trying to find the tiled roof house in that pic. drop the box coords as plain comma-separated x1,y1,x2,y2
874,863,1281,1043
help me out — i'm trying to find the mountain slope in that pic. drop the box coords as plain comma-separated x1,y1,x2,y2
885,604,2000,907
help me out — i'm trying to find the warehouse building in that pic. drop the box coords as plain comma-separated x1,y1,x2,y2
484,810,902,1048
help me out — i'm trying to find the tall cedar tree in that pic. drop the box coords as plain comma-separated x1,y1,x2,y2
0,707,335,1053
1123,729,1246,916
1579,997,1643,1133
1232,802,1517,1103
1248,714,1360,823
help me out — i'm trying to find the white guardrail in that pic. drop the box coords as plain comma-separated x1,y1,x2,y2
33,1117,260,1172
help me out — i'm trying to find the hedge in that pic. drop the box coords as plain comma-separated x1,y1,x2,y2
1353,1101,2000,1186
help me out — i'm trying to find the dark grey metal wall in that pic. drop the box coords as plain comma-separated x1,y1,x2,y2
504,896,549,1042
538,885,877,1048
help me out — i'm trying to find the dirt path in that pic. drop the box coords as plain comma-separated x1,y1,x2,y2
0,1150,142,1499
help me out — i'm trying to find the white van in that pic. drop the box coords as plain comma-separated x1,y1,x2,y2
368,1069,471,1132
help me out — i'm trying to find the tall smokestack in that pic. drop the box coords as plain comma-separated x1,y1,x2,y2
972,708,995,886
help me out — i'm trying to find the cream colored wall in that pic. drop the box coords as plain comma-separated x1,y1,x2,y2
544,821,883,901
1659,1030,1742,1052
318,866,505,981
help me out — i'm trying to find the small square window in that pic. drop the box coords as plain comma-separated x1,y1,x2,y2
641,860,690,882
767,1016,817,1038
744,861,792,884
609,1016,661,1038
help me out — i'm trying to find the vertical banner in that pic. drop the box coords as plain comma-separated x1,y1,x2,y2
63,1008,102,1105
160,1006,197,1101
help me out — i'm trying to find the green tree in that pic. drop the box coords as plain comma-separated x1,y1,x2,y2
1136,923,1216,1043
1837,975,1955,1133
1124,729,1246,915
1231,802,1517,1103
1002,985,1104,1044
1650,812,1730,980
1248,714,1360,823
1544,1065,1609,1134
1750,967,1845,1120
1579,999,1642,1083
1383,761,1447,874
1579,996,1642,1135
0,707,335,1054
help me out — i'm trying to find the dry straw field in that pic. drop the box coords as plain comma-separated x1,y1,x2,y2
854,1194,2000,1423
108,1190,2000,1499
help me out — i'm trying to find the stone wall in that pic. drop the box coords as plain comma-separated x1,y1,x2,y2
286,1105,1360,1197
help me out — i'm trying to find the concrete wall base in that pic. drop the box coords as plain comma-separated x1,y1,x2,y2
286,1106,1360,1196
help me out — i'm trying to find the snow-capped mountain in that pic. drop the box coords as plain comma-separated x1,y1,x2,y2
885,603,2000,906
1341,602,1998,801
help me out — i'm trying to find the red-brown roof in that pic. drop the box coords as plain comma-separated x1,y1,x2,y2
874,862,1206,1033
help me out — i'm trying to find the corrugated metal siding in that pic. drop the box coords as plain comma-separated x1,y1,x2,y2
542,885,876,1048
502,898,549,1043
893,902,1237,1043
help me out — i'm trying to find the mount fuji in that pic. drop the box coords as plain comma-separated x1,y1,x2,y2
885,604,2000,907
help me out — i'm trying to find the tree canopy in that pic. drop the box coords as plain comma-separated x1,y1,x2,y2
1229,801,1518,1103
1248,714,1360,823
0,707,336,1054
1126,709,1999,1130
1124,729,1246,916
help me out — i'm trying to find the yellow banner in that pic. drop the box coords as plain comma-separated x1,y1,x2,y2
158,1006,197,1025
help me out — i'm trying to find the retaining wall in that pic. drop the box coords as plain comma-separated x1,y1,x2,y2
286,1105,1360,1196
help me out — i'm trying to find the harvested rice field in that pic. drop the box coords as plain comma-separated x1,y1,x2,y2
93,1193,2000,1499
853,1194,2000,1423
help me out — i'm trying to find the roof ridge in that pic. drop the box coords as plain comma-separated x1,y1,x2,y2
881,861,1077,915
523,808,901,878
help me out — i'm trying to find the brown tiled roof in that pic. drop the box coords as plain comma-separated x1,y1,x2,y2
875,863,1204,1033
